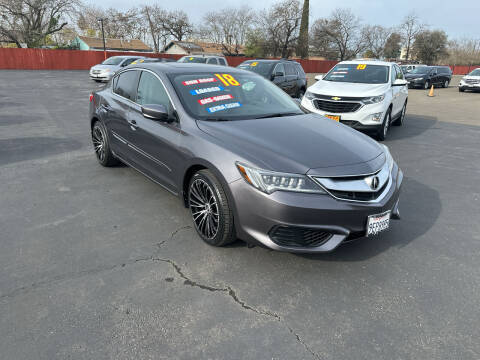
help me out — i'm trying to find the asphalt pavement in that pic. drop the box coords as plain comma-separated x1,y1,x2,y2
1,70,479,360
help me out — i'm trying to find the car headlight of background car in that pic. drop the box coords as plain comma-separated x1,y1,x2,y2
236,163,326,194
362,94,385,105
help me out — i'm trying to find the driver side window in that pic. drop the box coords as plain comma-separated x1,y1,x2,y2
274,63,285,76
136,71,173,116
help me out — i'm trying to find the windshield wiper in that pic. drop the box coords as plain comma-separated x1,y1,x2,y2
203,117,230,122
254,112,303,119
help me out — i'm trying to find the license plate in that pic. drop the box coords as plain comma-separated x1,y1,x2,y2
366,211,391,236
325,114,340,122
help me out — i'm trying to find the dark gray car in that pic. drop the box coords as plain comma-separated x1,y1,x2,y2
89,63,402,253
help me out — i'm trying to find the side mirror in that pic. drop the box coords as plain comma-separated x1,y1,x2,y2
393,79,408,87
141,104,169,121
315,74,325,81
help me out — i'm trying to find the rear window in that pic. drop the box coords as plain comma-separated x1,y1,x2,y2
113,70,139,101
285,63,296,76
237,62,274,78
178,56,207,63
218,58,227,66
295,64,306,76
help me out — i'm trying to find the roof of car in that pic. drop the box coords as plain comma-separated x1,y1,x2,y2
129,63,246,74
338,60,394,66
242,59,300,64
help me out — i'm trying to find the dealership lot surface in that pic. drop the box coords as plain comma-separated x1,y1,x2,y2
1,70,479,360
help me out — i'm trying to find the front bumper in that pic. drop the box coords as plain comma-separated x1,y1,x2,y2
459,82,480,89
407,78,427,88
89,72,113,81
230,164,403,253
301,97,387,128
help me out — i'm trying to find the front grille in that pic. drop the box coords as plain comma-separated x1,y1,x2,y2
466,79,480,84
329,180,388,201
92,70,101,74
314,100,362,113
269,226,332,248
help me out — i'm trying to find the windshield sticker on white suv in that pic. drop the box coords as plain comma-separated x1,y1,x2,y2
207,102,242,113
190,86,225,95
198,94,234,105
182,77,218,86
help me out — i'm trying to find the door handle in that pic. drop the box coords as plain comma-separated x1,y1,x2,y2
128,119,138,129
101,104,112,112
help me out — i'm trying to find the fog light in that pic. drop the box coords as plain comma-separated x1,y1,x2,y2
371,112,383,122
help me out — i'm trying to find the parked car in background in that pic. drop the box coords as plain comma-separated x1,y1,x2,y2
131,58,176,65
400,64,426,74
88,63,402,252
459,68,480,92
301,60,408,141
404,66,452,89
89,56,145,82
177,55,228,66
237,59,307,98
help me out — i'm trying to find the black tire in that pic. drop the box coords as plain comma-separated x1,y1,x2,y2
443,80,449,88
188,169,236,247
297,88,305,99
376,109,391,141
91,121,119,167
459,87,465,92
424,80,430,90
393,102,407,126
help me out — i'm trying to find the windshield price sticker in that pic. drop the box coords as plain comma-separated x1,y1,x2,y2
198,94,234,105
182,77,218,86
250,62,258,67
215,73,240,86
190,86,224,96
332,71,348,74
207,102,242,113
357,64,367,70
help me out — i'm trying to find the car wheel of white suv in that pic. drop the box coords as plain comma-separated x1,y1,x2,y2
377,109,391,141
393,102,407,127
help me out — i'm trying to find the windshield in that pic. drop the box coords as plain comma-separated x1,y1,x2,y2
409,66,429,74
178,56,207,63
468,69,480,76
323,64,389,84
401,66,409,72
237,62,274,78
168,72,303,120
102,57,124,65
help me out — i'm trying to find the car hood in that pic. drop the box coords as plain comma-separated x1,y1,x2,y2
463,75,480,80
197,114,384,176
308,80,389,97
90,64,120,71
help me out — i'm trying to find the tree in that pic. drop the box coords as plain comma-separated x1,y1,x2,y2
444,38,480,65
140,5,169,52
158,10,192,42
0,0,79,48
201,7,255,55
363,25,393,59
412,30,448,64
399,12,425,61
296,0,309,58
384,32,402,59
311,8,366,61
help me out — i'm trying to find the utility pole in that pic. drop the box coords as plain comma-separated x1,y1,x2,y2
97,18,106,60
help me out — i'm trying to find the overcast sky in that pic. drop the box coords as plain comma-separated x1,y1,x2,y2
85,0,479,39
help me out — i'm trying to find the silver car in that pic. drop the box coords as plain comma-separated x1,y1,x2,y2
89,56,145,82
89,63,403,253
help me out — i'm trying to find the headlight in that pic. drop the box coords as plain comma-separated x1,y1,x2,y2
363,94,385,105
381,145,394,172
236,163,326,194
304,90,316,100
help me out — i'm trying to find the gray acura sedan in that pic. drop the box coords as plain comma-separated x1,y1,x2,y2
89,63,402,253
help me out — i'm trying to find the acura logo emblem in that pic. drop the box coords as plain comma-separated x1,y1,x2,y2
366,176,380,190
331,96,341,101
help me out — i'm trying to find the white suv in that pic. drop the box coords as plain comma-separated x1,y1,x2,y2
301,60,408,140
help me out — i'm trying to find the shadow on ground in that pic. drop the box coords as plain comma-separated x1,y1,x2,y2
296,177,441,262
389,114,438,140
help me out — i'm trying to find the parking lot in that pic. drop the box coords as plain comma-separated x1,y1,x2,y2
1,70,480,359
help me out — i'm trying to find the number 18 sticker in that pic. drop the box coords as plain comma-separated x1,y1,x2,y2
215,73,240,86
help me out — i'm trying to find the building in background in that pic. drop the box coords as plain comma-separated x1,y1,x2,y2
163,40,245,56
72,36,152,52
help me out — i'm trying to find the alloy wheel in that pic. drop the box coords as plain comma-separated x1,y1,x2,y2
383,111,390,137
189,179,220,239
92,126,106,162
424,81,430,90
444,80,449,88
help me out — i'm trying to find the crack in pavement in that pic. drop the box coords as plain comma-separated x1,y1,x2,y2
152,257,321,360
0,226,190,301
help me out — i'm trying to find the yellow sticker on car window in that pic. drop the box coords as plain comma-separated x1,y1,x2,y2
189,57,194,60
357,64,367,70
250,62,258,67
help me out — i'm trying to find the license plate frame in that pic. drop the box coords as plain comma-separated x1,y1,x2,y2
325,114,341,122
366,211,391,237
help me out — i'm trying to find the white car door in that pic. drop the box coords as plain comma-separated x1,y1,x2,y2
390,66,402,117
394,64,408,111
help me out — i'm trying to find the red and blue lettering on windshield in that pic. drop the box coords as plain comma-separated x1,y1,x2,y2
190,86,224,96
